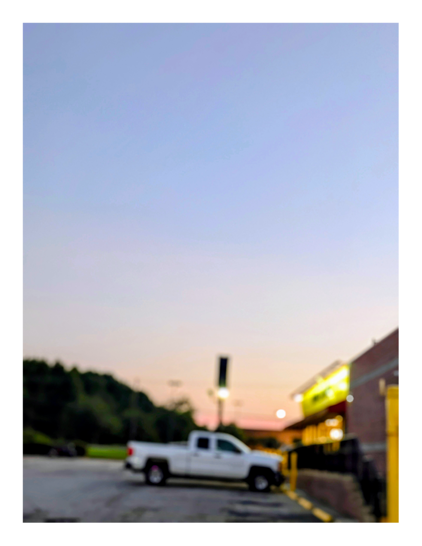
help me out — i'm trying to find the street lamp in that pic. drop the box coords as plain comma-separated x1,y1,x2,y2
216,356,230,427
217,387,229,399
216,387,229,428
276,409,286,419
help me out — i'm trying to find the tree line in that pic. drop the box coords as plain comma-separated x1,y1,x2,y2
23,359,206,445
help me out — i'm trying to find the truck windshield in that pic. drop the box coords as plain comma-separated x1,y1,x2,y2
229,437,250,454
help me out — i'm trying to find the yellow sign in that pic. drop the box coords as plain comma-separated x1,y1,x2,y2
302,365,350,417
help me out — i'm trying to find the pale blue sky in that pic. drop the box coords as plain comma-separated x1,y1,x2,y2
24,24,398,427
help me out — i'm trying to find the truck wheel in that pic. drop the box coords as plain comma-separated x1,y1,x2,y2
248,471,272,493
145,463,167,486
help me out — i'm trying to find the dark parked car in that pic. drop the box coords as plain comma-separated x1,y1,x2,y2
24,442,82,457
48,444,78,457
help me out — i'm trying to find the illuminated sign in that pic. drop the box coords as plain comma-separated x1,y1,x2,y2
301,365,350,417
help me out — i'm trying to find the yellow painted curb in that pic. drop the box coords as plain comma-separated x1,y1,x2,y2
282,490,333,522
285,490,298,500
298,497,313,510
312,508,334,522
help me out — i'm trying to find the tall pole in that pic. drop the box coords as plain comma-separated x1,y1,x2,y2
386,385,399,522
167,380,182,443
234,400,243,423
217,356,229,428
218,397,223,427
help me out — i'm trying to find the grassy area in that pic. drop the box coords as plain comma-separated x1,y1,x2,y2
86,445,127,460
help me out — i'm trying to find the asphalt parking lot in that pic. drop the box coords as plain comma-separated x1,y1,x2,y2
23,456,322,522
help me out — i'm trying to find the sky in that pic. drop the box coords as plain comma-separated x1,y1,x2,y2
23,23,398,429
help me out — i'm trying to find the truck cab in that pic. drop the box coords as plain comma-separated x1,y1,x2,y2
186,431,250,479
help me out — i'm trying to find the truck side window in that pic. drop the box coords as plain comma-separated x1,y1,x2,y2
217,439,241,454
196,437,209,450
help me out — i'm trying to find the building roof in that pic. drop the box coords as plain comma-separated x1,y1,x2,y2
289,328,398,400
348,327,398,366
290,360,346,398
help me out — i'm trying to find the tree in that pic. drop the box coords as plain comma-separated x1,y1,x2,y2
154,400,198,443
121,408,158,443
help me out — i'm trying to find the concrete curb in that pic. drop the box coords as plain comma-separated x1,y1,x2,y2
283,489,334,522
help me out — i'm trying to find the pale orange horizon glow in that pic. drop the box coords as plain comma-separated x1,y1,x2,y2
25,322,397,432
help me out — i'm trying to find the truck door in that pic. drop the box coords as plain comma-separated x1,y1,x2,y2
188,435,216,478
213,438,248,479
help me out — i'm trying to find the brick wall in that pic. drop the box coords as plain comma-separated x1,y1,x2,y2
296,470,376,521
347,329,398,477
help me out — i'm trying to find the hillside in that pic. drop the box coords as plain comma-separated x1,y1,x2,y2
23,359,202,445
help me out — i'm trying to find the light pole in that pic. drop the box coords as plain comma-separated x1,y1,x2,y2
207,387,230,427
216,356,230,428
217,387,229,426
167,380,182,443
168,380,182,407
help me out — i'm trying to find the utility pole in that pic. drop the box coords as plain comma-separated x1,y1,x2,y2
218,397,223,427
234,400,243,424
168,380,182,406
167,380,182,443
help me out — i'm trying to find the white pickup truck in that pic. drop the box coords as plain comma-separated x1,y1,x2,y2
124,430,284,492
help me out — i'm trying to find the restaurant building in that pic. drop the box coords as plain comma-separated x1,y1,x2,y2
285,360,350,445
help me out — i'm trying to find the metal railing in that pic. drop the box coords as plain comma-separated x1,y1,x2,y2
286,436,385,519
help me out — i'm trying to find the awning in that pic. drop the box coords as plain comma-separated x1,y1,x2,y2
284,401,346,430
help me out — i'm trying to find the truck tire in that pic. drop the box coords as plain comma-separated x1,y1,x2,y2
248,469,272,493
145,462,167,486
